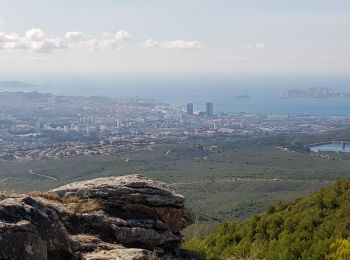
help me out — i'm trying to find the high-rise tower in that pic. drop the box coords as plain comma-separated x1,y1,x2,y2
187,103,194,115
206,102,213,116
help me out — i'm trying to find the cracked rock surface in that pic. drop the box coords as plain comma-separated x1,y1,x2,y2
0,175,196,259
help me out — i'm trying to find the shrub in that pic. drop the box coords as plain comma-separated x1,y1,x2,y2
183,179,350,260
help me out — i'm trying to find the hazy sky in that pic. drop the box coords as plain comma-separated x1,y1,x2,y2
0,0,350,75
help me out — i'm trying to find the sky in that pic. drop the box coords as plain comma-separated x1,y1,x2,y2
0,0,350,75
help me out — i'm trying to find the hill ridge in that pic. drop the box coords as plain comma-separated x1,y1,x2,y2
184,179,350,260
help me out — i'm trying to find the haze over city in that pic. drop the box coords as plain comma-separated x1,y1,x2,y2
1,1,350,260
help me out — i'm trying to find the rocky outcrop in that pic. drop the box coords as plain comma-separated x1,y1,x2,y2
0,194,77,260
70,235,155,260
0,175,195,260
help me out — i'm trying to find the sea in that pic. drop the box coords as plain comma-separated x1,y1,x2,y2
2,73,350,117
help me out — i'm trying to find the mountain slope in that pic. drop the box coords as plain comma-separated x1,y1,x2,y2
184,179,350,260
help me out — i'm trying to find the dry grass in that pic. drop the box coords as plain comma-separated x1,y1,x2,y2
68,199,102,213
29,191,102,213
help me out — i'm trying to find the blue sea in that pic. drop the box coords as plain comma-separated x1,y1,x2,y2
2,73,350,116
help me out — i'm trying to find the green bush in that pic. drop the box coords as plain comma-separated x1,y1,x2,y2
328,239,350,260
183,179,350,260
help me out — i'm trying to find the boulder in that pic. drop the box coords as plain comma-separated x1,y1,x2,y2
0,175,195,259
70,234,155,260
50,174,194,233
0,194,76,260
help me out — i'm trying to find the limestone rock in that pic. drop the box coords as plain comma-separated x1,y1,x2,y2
0,194,76,260
50,174,194,232
83,248,152,260
0,175,196,259
70,235,155,260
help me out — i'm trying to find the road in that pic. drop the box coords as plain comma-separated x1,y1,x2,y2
28,169,58,181
168,178,332,187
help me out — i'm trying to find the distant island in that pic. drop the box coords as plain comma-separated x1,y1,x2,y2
233,95,251,99
281,87,350,99
0,81,36,89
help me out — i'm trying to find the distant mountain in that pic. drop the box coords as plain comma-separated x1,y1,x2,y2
184,179,350,260
282,87,350,99
0,81,36,88
233,95,251,99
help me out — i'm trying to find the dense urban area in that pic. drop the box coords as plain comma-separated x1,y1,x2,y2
1,90,350,161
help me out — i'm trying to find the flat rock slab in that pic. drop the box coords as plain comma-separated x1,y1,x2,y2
50,174,194,233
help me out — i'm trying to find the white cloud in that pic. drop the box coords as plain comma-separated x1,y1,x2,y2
64,31,133,51
92,30,132,51
0,28,203,54
0,32,18,42
32,38,65,52
0,28,66,52
143,39,202,50
97,39,118,50
78,39,98,52
143,39,157,48
143,39,157,49
25,28,46,41
115,30,132,41
65,31,84,41
243,42,265,50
